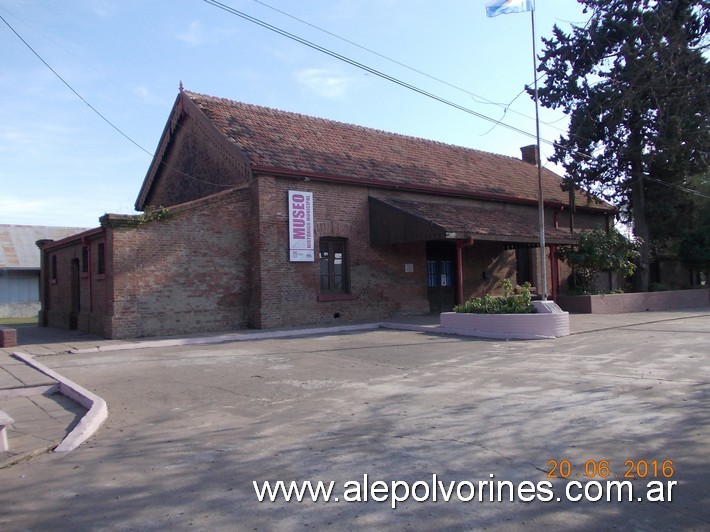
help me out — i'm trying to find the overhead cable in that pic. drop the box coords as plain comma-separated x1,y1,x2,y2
201,0,551,145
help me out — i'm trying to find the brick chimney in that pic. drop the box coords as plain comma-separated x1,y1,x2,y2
520,145,539,165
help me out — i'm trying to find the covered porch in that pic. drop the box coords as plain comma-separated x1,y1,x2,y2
368,196,578,308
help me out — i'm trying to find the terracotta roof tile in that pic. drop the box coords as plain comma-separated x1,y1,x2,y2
185,91,611,210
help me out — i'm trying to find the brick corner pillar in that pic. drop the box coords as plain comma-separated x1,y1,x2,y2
0,327,17,348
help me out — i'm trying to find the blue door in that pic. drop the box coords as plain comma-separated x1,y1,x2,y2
426,241,456,313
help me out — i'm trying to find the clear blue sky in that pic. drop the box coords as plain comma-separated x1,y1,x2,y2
0,0,589,228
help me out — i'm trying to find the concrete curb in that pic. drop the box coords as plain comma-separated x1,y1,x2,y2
70,323,382,354
12,352,108,453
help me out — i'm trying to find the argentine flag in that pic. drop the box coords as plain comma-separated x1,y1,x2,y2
485,0,535,17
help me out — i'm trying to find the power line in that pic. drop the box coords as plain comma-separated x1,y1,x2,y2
0,13,234,190
644,175,710,200
0,14,152,158
3,6,706,204
203,1,710,202
250,0,567,134
0,5,138,97
201,0,552,146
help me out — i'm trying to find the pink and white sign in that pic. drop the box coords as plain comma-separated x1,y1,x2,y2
288,190,314,262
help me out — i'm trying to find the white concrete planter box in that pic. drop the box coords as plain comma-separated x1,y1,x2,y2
440,301,569,340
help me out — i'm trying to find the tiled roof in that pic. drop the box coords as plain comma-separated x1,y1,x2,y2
0,225,90,269
184,91,611,210
373,197,578,245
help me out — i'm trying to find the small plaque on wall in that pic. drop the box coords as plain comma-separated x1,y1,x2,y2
405,263,414,273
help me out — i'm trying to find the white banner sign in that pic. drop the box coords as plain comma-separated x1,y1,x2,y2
288,190,314,262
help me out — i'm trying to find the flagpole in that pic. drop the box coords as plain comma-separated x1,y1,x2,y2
530,7,548,301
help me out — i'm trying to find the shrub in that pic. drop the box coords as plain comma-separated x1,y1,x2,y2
556,227,640,295
453,279,537,314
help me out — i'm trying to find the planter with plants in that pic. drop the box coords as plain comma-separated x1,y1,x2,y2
440,280,569,340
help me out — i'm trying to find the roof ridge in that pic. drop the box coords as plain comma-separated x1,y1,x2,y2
183,90,516,162
179,89,613,212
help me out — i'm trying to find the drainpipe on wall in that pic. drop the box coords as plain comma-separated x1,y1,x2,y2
455,238,475,305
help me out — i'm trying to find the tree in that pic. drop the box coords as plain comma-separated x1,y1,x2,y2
534,0,710,291
678,171,710,273
556,228,641,294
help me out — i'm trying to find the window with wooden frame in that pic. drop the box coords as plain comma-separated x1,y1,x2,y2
319,237,349,294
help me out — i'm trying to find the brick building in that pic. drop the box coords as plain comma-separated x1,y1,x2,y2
0,224,88,318
38,89,614,339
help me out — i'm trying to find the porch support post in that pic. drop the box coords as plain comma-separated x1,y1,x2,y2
455,238,474,305
549,244,559,301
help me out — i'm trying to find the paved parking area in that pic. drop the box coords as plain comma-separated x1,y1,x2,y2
0,310,709,530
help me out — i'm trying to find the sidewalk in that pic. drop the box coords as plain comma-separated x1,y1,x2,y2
0,326,122,466
0,326,101,466
1,309,708,468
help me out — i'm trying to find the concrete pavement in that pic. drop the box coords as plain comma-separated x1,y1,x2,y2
0,309,709,530
0,320,423,465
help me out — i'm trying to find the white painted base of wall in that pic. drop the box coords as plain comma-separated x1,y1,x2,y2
440,302,569,340
0,302,40,319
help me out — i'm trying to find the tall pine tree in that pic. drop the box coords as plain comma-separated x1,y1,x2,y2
534,0,710,290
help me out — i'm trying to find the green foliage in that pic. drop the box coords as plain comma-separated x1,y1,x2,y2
0,317,36,326
534,0,710,289
100,205,174,229
677,172,710,272
453,279,536,314
556,228,641,294
136,205,172,224
679,228,710,272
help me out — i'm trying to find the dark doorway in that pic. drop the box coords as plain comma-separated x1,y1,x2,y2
426,241,456,313
516,246,533,285
70,258,80,330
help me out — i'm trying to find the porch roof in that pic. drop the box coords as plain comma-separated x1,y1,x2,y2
368,197,579,247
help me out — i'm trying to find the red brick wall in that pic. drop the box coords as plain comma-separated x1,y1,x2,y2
461,242,517,299
43,245,77,330
141,113,252,209
557,288,710,313
81,237,108,335
106,187,252,338
43,234,107,334
0,327,17,347
249,178,597,326
39,174,612,338
251,176,429,328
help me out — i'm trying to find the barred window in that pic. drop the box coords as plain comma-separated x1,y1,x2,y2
319,238,348,294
